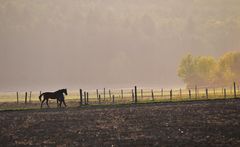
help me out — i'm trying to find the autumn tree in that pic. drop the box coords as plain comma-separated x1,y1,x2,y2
178,51,240,88
214,51,240,85
178,54,216,88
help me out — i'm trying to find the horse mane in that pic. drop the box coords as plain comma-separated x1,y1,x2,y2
55,89,66,93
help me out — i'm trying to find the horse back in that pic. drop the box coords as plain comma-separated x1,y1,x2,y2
43,92,57,99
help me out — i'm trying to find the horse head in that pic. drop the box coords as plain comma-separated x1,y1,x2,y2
63,88,68,95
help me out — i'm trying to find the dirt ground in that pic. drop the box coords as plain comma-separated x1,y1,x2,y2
0,99,240,147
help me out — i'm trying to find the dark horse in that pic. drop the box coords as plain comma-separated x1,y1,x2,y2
39,89,68,108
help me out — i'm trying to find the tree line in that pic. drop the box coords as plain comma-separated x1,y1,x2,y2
178,51,240,88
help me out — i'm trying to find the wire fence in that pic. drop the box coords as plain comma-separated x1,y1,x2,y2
0,82,239,109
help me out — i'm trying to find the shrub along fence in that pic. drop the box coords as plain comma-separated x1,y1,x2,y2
0,82,239,107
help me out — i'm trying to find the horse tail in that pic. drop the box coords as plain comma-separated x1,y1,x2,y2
39,93,44,102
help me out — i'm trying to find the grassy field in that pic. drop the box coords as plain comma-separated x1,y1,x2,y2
0,87,239,111
0,87,239,102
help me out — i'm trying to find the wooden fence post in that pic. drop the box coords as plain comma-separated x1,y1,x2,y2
96,89,99,100
151,89,154,101
170,89,172,101
161,88,163,97
132,89,134,102
29,91,32,103
109,90,111,100
17,92,19,104
180,88,182,98
80,89,83,105
87,92,89,105
224,88,227,99
99,94,101,104
134,86,137,103
195,85,197,99
112,95,115,104
189,89,191,99
121,90,123,99
25,92,27,104
141,89,143,99
84,92,87,105
233,82,237,98
206,88,208,99
103,88,106,101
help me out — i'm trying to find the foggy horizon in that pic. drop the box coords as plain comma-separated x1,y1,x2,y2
0,0,240,91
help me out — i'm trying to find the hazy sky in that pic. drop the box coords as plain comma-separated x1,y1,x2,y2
0,0,240,91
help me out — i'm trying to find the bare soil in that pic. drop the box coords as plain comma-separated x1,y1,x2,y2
0,99,240,147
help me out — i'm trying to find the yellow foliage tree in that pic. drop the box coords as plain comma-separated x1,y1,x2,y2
215,51,240,85
178,54,197,88
178,51,240,88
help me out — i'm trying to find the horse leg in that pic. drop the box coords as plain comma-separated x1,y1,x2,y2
46,99,49,108
57,99,59,108
63,100,67,107
58,99,61,108
41,98,45,108
60,100,62,108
